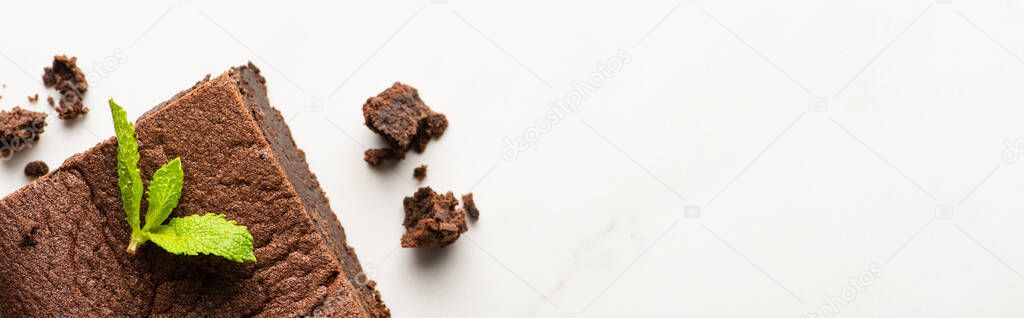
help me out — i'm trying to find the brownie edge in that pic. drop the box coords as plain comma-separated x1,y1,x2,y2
229,64,389,317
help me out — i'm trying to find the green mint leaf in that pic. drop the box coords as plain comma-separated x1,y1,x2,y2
147,213,257,263
110,99,143,235
109,98,256,262
142,158,183,232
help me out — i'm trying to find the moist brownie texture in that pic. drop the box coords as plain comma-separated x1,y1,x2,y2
362,82,448,165
462,192,479,220
401,187,467,248
23,161,48,179
0,64,388,317
0,107,47,158
42,55,89,120
413,164,427,181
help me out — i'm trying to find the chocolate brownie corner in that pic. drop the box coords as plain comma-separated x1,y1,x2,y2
0,64,388,317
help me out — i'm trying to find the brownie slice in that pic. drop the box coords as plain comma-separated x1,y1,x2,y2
42,55,89,120
401,187,467,248
0,107,47,158
0,64,388,317
362,82,447,165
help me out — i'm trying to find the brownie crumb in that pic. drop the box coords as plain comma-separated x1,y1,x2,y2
24,161,48,179
413,165,428,181
42,55,89,120
362,82,448,166
46,96,55,107
0,107,47,158
401,187,467,248
363,148,404,166
462,193,480,220
27,94,39,103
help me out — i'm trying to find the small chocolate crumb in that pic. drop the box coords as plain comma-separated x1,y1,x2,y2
24,161,48,179
363,148,404,166
42,55,89,120
413,165,427,181
0,107,47,158
362,82,448,165
27,94,39,103
462,193,479,220
401,187,467,248
46,96,54,107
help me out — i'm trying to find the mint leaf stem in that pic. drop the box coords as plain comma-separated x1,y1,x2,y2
127,232,147,255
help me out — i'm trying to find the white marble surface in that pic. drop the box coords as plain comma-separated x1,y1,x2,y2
3,0,1024,317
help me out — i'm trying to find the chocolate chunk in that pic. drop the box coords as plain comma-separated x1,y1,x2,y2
462,193,479,220
0,64,389,317
362,83,447,165
413,165,427,181
0,107,47,158
42,55,89,120
401,187,467,248
23,161,48,179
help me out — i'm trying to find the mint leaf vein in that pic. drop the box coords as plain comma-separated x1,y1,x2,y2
143,157,183,233
148,214,257,263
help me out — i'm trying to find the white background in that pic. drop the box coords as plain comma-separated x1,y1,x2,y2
2,0,1024,317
